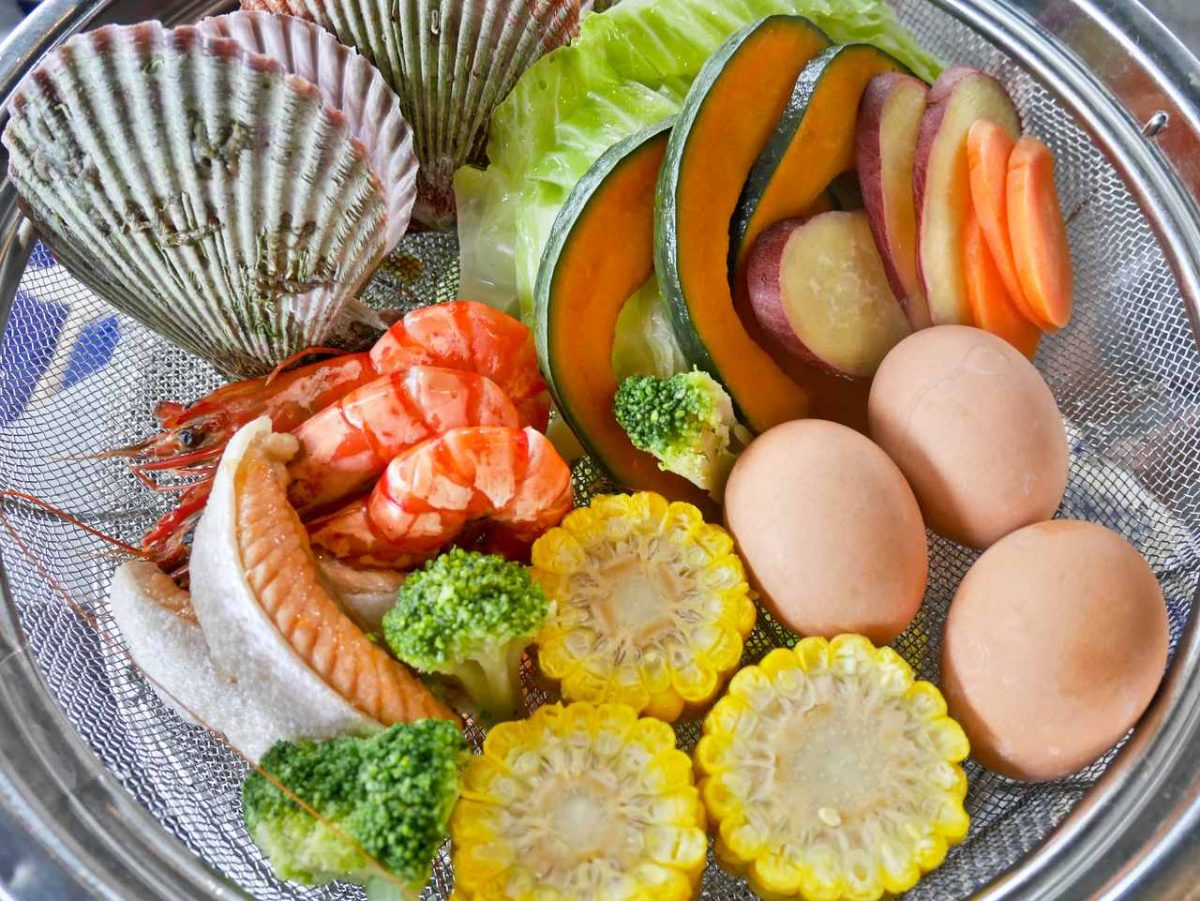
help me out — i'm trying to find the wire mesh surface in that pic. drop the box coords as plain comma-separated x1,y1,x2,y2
0,2,1198,899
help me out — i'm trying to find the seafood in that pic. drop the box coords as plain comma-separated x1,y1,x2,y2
197,10,418,247
108,561,297,760
2,21,406,378
144,365,522,568
132,301,547,469
239,0,579,226
309,426,573,568
288,366,522,513
190,418,456,730
130,353,375,464
315,557,408,633
370,299,551,431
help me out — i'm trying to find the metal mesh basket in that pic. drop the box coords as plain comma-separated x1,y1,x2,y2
0,0,1198,899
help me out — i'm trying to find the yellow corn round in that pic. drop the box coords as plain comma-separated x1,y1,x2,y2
532,493,755,721
696,635,971,901
450,702,708,900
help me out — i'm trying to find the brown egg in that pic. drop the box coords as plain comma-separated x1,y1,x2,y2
724,419,927,644
942,520,1168,781
868,325,1068,549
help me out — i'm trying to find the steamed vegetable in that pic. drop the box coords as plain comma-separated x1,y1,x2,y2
729,42,905,282
243,719,468,898
611,278,688,381
915,67,1021,325
1006,134,1074,330
532,493,755,721
613,370,748,499
966,118,1024,314
535,121,710,508
382,550,550,724
964,211,1041,357
746,211,912,378
858,72,931,327
457,0,941,318
695,636,970,899
657,22,897,433
450,702,708,899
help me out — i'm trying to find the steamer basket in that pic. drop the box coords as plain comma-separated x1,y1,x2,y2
0,1,1198,898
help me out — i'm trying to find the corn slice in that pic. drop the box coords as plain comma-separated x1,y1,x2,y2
532,493,755,721
450,702,707,900
696,635,970,901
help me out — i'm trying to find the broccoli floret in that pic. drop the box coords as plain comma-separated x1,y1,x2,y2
243,719,467,899
383,550,550,724
613,370,748,499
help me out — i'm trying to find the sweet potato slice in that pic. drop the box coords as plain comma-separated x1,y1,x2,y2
1007,135,1074,330
964,212,1041,359
747,211,912,378
914,67,1020,326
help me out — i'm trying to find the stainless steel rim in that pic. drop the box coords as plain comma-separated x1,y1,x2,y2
0,0,1196,897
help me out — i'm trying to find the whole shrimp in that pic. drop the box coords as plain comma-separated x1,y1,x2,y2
308,426,573,569
143,367,521,570
124,301,549,473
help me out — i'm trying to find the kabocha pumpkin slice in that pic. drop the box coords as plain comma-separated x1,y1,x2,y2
730,44,908,278
727,44,909,427
532,493,755,722
656,16,833,433
696,636,970,900
535,121,712,510
451,702,709,900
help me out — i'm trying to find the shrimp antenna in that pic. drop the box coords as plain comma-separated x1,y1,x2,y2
0,512,414,897
0,491,151,559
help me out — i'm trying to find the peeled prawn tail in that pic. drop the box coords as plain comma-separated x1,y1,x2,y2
369,300,552,431
286,366,521,516
308,426,573,567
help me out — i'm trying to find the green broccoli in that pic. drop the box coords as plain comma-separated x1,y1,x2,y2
613,369,749,499
243,719,467,900
382,549,550,724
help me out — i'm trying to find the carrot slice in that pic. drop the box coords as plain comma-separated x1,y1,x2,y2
1007,135,1073,330
964,211,1041,359
966,119,1045,326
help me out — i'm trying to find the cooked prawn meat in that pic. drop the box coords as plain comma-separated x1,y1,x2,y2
309,426,573,568
131,300,546,470
134,301,549,569
288,365,521,514
370,300,550,431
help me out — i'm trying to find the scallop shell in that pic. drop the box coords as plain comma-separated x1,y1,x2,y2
3,22,392,378
241,0,580,227
197,10,416,247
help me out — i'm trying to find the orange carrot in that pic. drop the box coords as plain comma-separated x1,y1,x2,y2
967,119,1046,327
1007,135,1073,330
964,211,1042,359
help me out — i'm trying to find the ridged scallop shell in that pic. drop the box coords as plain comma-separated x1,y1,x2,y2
197,11,416,247
3,22,391,378
241,0,579,227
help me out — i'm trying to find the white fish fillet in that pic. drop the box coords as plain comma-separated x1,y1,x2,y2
190,417,379,742
108,561,292,761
